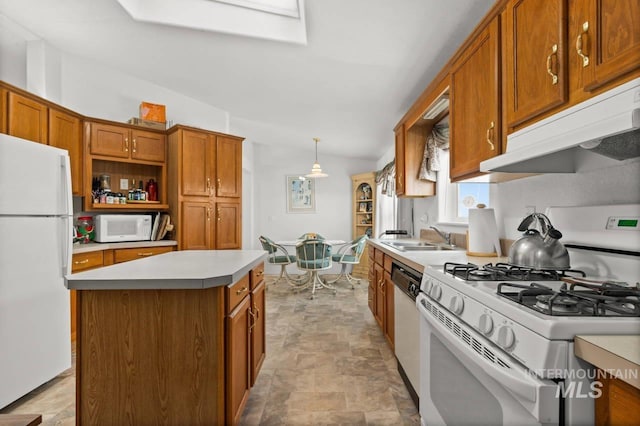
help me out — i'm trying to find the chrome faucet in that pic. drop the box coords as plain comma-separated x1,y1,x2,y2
430,226,453,246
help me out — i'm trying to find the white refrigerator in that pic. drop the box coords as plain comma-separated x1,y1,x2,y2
0,133,72,409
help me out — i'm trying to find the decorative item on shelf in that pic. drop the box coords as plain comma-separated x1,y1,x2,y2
362,184,371,200
305,137,328,178
358,202,367,212
139,101,166,123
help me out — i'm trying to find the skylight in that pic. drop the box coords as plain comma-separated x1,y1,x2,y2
212,0,301,18
117,0,307,44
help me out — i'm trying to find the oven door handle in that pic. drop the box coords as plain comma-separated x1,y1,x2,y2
416,294,549,404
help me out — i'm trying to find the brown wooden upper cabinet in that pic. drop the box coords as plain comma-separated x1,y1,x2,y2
89,122,166,163
450,15,501,181
505,0,640,130
8,92,48,144
0,87,7,134
394,125,406,196
216,135,242,198
180,129,215,197
49,108,83,195
572,0,640,93
505,0,567,128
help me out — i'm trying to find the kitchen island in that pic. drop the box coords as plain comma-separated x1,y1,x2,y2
65,250,267,426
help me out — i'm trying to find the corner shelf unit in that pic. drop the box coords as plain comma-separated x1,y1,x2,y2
351,172,376,279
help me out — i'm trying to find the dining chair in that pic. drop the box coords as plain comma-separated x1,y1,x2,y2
325,235,368,288
295,238,334,299
298,232,325,240
258,235,307,286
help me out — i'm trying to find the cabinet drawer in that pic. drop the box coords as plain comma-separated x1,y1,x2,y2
250,263,265,289
383,254,393,273
72,251,104,272
113,246,173,264
374,248,384,265
226,274,250,314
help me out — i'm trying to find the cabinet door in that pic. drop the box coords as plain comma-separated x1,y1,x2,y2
582,0,640,91
90,122,130,158
450,17,501,181
226,295,251,426
374,262,384,327
383,270,394,350
8,92,48,144
216,136,242,198
181,130,213,197
131,129,166,163
215,201,241,249
0,87,7,134
394,125,405,196
505,0,567,128
49,108,82,195
250,280,266,387
181,201,212,250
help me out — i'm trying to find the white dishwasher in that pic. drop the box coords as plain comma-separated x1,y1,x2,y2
391,260,422,408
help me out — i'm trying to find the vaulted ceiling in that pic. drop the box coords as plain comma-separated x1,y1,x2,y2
0,0,493,159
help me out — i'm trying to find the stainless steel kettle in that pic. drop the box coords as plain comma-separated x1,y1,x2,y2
508,213,570,270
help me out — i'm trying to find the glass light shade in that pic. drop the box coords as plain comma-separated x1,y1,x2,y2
305,162,328,178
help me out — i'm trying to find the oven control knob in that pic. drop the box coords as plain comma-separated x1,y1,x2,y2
423,279,432,293
478,314,494,335
497,326,516,350
430,284,442,301
449,295,464,314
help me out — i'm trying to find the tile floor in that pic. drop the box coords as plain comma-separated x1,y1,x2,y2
1,275,420,425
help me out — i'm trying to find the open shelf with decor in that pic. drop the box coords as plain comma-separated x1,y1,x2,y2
351,172,376,278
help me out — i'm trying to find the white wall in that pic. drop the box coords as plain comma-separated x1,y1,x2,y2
252,143,376,245
493,158,640,240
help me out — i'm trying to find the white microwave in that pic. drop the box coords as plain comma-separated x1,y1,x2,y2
94,214,152,243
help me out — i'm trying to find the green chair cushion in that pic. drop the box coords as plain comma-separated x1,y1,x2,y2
297,258,331,269
268,255,296,264
332,254,357,263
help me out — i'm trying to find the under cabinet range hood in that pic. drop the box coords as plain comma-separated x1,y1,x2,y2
481,78,640,173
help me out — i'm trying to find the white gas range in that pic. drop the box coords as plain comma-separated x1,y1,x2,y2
416,204,640,426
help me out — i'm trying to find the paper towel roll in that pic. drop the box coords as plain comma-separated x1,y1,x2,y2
467,205,502,257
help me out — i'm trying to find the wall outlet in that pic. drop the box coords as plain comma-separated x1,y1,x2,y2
120,179,129,190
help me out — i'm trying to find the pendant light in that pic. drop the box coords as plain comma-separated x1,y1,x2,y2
305,137,328,178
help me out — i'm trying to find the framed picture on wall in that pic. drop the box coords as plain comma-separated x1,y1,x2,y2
286,176,316,213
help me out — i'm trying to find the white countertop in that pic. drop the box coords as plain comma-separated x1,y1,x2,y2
65,250,267,290
73,240,177,254
575,335,640,389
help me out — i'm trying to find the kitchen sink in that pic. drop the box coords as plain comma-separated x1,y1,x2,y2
379,240,461,252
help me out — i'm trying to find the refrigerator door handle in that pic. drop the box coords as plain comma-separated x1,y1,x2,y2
59,154,73,278
60,154,73,216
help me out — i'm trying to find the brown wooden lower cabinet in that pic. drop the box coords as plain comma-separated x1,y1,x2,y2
75,263,265,426
250,280,266,386
595,372,640,426
367,245,395,351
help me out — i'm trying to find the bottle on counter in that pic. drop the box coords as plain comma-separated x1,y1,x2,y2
146,179,157,201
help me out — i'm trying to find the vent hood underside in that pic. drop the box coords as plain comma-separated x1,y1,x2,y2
481,78,640,173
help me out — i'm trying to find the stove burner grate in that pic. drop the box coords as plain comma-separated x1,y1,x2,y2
497,282,640,317
444,262,586,282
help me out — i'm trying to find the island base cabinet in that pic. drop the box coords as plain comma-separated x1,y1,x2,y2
225,296,251,426
76,287,226,425
595,372,640,426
